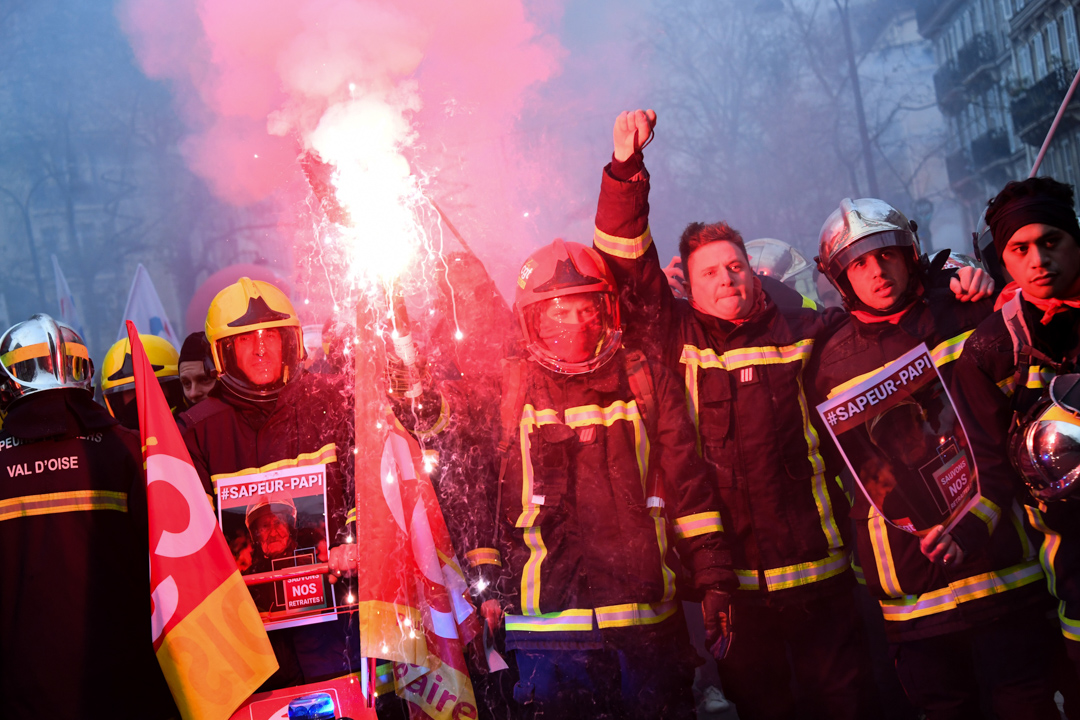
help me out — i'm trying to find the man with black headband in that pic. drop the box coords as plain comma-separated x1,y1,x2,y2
808,198,1064,719
954,176,1080,674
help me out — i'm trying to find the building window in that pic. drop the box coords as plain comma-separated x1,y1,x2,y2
1065,7,1080,69
1019,45,1034,82
1048,20,1062,62
1035,34,1048,78
1001,0,1013,20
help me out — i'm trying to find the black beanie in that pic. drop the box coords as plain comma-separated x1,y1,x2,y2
179,332,209,364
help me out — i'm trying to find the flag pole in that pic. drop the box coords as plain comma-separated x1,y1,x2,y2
1030,65,1080,177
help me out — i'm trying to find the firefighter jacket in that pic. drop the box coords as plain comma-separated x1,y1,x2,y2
953,297,1080,646
497,348,735,650
179,371,358,686
0,389,176,720
594,159,852,605
807,285,1047,642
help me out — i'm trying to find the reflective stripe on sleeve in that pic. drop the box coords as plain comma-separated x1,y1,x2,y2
1059,603,1080,642
878,561,1044,621
930,331,974,367
595,599,678,629
0,489,127,522
969,495,1002,535
465,547,502,568
763,549,851,591
650,499,677,602
735,569,761,590
593,225,653,260
673,511,723,539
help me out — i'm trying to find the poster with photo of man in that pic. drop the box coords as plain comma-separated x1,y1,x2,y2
217,462,338,631
816,343,979,536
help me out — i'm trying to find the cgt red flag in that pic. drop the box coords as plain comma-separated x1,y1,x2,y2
354,409,481,720
127,321,277,719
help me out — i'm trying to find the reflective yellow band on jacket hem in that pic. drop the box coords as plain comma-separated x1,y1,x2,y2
466,547,502,567
211,443,337,485
593,225,653,260
506,609,594,632
0,489,127,522
674,511,723,539
595,600,678,629
879,561,1045,621
762,550,851,591
735,569,760,591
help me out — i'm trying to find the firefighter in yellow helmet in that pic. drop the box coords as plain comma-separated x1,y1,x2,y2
100,334,183,430
179,277,366,691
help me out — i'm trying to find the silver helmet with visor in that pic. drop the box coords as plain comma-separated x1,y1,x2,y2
1010,373,1080,502
0,314,94,409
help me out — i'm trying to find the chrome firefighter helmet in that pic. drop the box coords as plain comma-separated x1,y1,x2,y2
816,198,922,304
0,314,94,409
205,277,305,401
1009,373,1080,502
971,209,1008,288
514,239,622,375
745,238,812,282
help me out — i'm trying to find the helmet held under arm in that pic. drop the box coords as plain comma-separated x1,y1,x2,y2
0,314,94,409
205,277,305,401
1010,373,1080,502
514,239,622,375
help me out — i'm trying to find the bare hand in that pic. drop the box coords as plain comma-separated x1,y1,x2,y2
613,109,657,162
480,598,504,634
664,255,688,299
950,266,994,303
327,543,358,584
920,524,964,567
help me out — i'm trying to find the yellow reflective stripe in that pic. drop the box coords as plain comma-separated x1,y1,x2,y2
651,503,677,602
763,550,851,591
593,225,653,260
735,569,761,590
412,394,451,439
969,495,1002,535
801,294,818,309
1026,505,1061,598
0,490,127,522
505,609,593,632
867,506,904,597
1009,501,1035,562
998,375,1018,397
853,563,866,586
346,507,356,524
521,527,547,616
564,400,648,492
210,443,337,483
516,404,559,527
828,334,971,400
0,342,51,367
374,662,396,695
685,362,701,454
879,561,1045,621
466,547,502,568
1027,365,1053,389
797,371,842,550
680,339,814,372
930,331,973,367
673,511,723,539
1059,603,1080,642
595,599,678,629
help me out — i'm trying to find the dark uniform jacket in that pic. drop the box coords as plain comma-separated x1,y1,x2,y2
953,296,1080,645
498,348,734,650
594,160,852,605
180,372,358,687
808,285,1047,642
0,389,176,719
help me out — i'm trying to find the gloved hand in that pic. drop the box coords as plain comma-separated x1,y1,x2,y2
702,588,733,660
480,598,504,635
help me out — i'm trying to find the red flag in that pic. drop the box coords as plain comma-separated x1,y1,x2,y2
127,321,278,719
354,408,481,720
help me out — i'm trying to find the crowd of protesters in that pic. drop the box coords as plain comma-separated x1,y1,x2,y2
4,107,1080,720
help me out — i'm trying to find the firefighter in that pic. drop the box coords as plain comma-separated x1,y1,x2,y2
178,277,362,690
177,331,216,408
595,108,880,720
480,239,735,719
953,176,1080,675
100,333,185,429
809,198,1061,719
0,314,177,719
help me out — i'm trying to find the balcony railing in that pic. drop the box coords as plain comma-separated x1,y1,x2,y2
1010,67,1077,146
970,129,1012,168
946,148,973,188
957,33,997,88
934,61,964,116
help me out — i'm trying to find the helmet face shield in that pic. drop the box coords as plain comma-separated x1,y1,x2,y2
0,314,93,408
523,291,622,375
217,327,303,400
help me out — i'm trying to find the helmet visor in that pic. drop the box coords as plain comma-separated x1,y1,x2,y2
828,230,917,281
218,327,302,399
1021,418,1080,500
523,292,621,374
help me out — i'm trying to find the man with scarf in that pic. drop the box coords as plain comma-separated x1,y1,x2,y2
807,198,1061,719
953,176,1080,675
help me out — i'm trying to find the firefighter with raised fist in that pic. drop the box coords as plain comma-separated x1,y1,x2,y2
808,198,1062,719
0,314,176,719
953,177,1080,679
179,277,363,690
482,239,735,719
